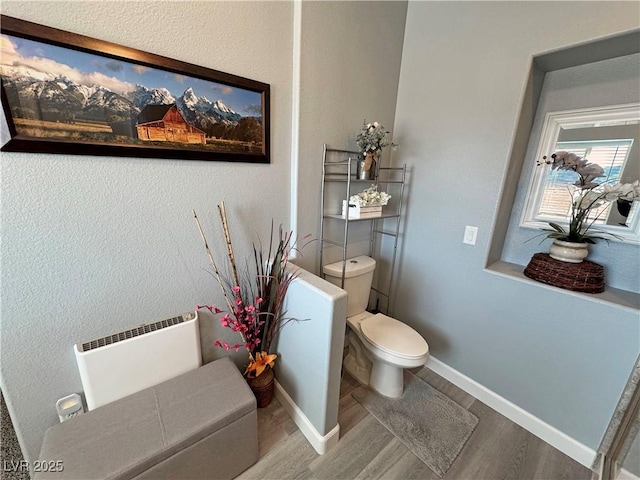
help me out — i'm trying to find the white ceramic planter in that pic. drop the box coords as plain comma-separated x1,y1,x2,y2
549,239,589,263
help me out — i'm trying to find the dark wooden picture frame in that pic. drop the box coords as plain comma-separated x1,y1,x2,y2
0,15,270,163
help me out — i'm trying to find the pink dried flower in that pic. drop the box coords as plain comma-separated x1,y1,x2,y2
193,203,310,372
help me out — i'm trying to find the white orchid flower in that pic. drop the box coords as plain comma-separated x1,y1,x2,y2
603,184,623,201
615,181,640,201
551,151,582,169
575,190,604,209
537,151,639,242
575,163,604,178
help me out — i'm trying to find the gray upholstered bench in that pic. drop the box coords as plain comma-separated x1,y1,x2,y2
35,357,258,480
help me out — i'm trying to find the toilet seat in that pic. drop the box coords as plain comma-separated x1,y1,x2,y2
360,313,428,360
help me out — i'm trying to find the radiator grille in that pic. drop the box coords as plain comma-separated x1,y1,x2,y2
78,312,195,352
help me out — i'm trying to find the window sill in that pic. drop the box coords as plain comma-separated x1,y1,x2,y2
485,260,640,312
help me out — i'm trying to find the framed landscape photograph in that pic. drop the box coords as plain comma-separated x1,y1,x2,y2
0,15,270,163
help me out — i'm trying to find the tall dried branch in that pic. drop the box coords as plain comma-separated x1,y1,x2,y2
193,209,235,314
218,201,240,288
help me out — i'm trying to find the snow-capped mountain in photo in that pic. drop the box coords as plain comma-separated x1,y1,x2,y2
1,71,138,121
1,68,249,131
176,87,243,131
0,66,57,84
83,88,139,118
130,85,175,110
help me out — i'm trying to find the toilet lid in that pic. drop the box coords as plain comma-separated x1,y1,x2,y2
360,313,428,359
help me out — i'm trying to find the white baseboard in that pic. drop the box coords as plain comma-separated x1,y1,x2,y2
617,467,640,480
274,380,340,455
426,356,597,469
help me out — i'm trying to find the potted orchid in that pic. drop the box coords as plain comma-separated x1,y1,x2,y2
535,151,640,262
193,202,307,406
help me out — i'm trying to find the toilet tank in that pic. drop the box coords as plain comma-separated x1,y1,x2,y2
323,256,376,317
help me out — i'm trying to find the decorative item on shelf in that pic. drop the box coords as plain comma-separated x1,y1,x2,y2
548,239,589,263
355,121,397,180
343,185,391,219
530,151,640,264
616,198,633,221
193,202,308,407
524,253,605,293
342,200,382,219
357,151,379,180
0,15,270,163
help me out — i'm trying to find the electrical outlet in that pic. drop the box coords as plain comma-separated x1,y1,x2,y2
463,226,478,245
56,393,84,422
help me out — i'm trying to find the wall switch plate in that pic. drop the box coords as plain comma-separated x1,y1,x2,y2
463,226,478,245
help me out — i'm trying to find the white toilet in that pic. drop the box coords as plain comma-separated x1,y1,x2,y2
323,255,429,398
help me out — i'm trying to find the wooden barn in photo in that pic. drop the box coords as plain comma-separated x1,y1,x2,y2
136,104,206,144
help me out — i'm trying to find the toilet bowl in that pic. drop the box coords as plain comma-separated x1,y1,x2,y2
323,256,429,398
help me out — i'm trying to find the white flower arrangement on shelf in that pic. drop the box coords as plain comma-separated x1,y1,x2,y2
349,185,391,207
355,121,395,154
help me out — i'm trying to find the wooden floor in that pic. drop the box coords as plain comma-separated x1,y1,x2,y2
238,368,592,480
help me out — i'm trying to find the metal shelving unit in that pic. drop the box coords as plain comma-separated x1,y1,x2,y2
319,144,407,315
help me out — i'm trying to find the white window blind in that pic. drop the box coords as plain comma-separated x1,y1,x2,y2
537,139,633,224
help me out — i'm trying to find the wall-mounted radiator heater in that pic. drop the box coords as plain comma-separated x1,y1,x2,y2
74,311,202,410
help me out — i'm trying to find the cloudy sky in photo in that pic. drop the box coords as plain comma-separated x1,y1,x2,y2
1,34,262,116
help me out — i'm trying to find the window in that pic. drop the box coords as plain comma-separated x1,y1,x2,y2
520,103,640,243
537,139,633,225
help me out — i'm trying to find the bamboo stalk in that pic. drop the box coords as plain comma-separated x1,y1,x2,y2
218,201,241,288
193,208,254,363
193,209,235,315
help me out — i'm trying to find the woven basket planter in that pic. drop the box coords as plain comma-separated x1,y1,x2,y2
246,366,275,408
524,253,605,294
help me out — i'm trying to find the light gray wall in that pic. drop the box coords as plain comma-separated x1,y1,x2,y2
294,0,408,274
393,1,640,450
0,0,294,464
